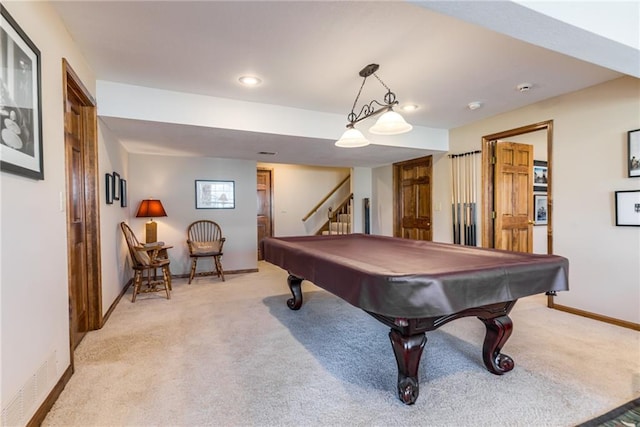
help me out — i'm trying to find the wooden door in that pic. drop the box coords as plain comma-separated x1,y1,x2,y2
65,85,89,348
63,60,101,354
257,169,273,260
393,156,433,240
493,141,533,252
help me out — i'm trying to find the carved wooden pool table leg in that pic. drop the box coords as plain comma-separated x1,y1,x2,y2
389,329,427,405
479,314,515,374
286,274,303,310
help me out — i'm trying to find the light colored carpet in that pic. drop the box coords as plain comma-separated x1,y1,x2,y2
43,261,639,427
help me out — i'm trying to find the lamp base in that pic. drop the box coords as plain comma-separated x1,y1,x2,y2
145,221,157,243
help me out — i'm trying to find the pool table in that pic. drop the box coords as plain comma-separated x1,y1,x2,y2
262,234,569,404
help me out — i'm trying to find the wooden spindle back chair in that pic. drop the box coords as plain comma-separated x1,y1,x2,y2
120,222,171,301
186,220,226,283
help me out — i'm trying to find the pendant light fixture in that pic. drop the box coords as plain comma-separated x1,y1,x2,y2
335,63,412,148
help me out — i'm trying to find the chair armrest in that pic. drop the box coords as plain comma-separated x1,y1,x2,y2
143,242,164,249
134,244,161,263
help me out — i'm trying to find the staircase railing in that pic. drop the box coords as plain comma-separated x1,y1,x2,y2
301,175,352,235
301,175,350,222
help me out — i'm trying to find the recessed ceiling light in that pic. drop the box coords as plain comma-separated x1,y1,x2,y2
467,101,482,110
400,104,419,112
239,75,262,86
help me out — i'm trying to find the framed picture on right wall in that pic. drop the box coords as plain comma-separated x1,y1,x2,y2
628,129,640,178
615,190,640,226
533,160,548,192
534,194,548,225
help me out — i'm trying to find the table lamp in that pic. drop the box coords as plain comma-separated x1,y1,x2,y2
135,199,167,243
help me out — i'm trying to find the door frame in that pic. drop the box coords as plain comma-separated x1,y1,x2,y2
63,59,102,352
257,167,273,260
481,120,553,306
481,120,553,253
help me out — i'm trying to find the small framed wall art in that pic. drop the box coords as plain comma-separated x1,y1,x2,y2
112,172,120,200
615,190,640,227
120,179,127,207
534,194,548,225
195,180,235,209
105,173,114,204
533,160,547,192
628,129,640,178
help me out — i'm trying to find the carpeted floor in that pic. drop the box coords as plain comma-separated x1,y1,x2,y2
42,261,639,426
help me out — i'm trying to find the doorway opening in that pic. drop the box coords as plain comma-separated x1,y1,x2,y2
257,168,273,260
481,120,554,304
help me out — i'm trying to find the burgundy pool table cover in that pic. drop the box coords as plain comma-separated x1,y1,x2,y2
262,234,569,318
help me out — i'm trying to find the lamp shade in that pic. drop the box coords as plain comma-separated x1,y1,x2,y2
335,127,370,148
369,110,413,135
135,199,167,218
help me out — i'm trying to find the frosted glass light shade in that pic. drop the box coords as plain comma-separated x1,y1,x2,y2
335,127,370,148
369,110,413,135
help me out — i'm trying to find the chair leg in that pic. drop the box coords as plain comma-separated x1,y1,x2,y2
212,257,219,278
189,257,197,284
214,255,225,282
132,270,142,302
163,266,171,299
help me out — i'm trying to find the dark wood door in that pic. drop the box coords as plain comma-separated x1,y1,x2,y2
393,156,433,240
494,141,533,252
65,86,89,349
257,169,273,260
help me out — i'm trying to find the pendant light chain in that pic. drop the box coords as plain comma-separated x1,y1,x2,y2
374,73,396,105
373,73,390,92
348,76,368,123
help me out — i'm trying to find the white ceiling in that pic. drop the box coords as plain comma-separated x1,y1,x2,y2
50,1,636,167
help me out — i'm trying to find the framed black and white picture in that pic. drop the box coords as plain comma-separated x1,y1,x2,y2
533,160,547,192
120,179,127,208
105,173,114,205
0,7,43,180
112,172,120,200
195,180,235,209
615,190,640,227
628,129,640,178
534,194,548,225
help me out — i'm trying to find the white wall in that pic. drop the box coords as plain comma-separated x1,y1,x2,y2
0,2,96,424
435,76,640,324
128,154,258,275
552,77,639,323
351,167,372,234
98,119,131,313
371,165,394,236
